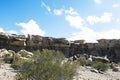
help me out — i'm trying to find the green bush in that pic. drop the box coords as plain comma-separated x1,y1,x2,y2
92,61,109,71
11,54,28,70
77,57,91,66
32,49,40,55
11,58,27,70
15,49,77,80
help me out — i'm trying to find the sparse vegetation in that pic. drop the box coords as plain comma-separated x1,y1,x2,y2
91,61,110,71
15,49,78,80
77,57,88,66
77,56,92,66
11,56,27,70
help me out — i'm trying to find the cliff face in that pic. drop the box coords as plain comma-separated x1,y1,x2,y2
0,32,120,62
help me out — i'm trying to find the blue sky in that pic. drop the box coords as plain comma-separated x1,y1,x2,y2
0,0,120,42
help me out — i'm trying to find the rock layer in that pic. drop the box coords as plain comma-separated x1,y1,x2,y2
0,32,120,62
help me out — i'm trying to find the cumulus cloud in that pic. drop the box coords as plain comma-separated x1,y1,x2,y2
67,13,120,42
16,19,45,36
94,0,101,4
87,12,112,25
64,8,120,42
53,7,120,42
65,15,84,29
53,8,64,16
41,2,51,12
112,4,120,8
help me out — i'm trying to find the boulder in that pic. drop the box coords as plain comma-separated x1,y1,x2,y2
17,49,33,58
90,68,99,73
0,49,13,57
92,56,110,63
112,67,120,72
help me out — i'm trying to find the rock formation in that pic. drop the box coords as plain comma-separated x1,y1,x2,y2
0,32,120,62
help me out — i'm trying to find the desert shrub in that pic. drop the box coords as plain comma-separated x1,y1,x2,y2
77,57,91,66
15,49,77,80
32,49,40,55
19,51,28,57
11,58,27,70
11,54,28,70
110,62,119,68
92,61,109,71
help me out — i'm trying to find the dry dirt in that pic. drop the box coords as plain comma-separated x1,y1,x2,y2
0,63,16,80
74,66,120,80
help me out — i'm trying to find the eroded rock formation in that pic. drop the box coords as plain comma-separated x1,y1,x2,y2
0,32,120,62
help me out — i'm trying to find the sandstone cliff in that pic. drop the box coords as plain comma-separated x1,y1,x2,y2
0,32,120,62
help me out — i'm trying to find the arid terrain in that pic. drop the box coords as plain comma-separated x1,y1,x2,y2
0,63,120,80
74,66,120,80
0,32,120,80
0,61,16,80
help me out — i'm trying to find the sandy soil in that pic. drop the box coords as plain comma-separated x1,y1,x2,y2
74,66,120,80
0,63,17,80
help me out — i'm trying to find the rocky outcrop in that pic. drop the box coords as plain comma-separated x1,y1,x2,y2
0,32,120,62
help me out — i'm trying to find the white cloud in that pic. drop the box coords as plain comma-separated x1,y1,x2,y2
53,7,78,16
16,19,45,36
0,27,18,34
65,7,79,15
112,4,120,8
87,12,112,25
54,7,83,31
64,8,120,42
65,15,84,29
7,30,18,34
67,13,120,42
68,29,120,43
41,2,51,12
94,0,101,4
53,9,64,16
0,28,4,32
53,7,120,42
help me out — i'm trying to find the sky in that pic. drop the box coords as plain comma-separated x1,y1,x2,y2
0,0,120,42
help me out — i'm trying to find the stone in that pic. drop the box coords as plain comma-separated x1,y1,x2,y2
0,49,13,57
17,49,33,58
112,67,120,72
92,56,110,63
90,69,99,73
